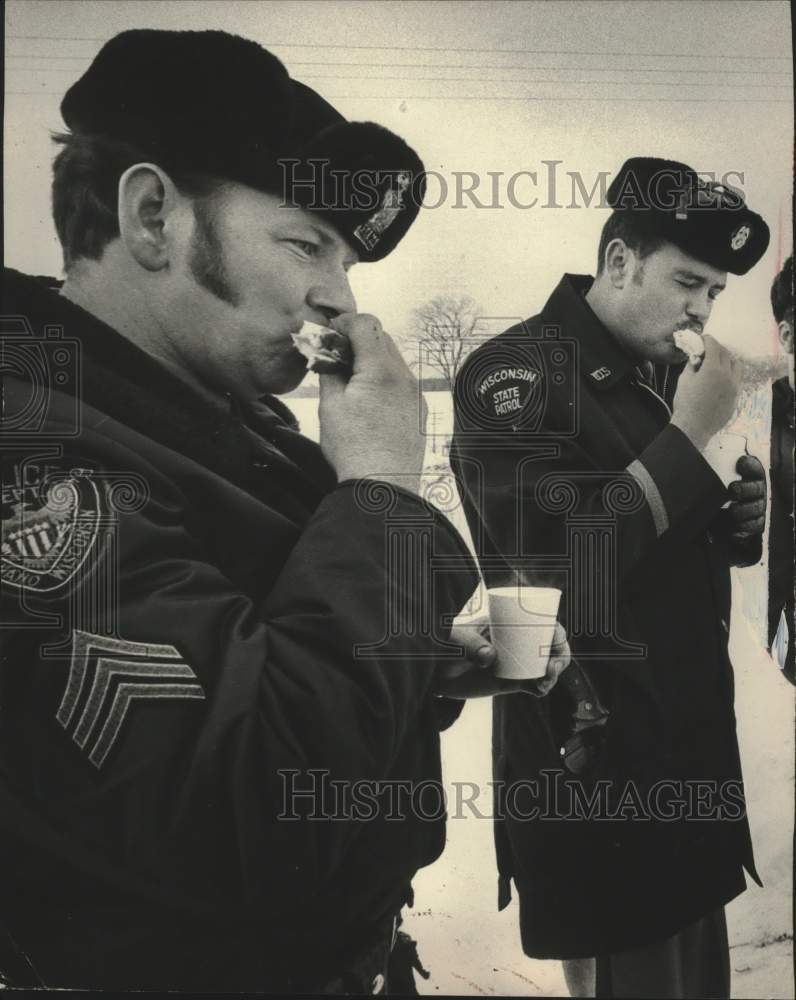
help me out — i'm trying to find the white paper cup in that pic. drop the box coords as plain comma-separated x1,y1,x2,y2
703,433,746,505
487,586,562,680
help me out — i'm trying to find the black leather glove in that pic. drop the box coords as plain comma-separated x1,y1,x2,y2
726,453,766,542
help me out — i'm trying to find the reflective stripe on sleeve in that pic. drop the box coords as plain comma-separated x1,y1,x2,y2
627,459,669,537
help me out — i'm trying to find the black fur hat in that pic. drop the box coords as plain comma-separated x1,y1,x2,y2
61,29,425,261
606,157,770,275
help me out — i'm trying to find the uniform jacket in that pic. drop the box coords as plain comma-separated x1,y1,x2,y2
768,375,794,680
0,268,478,991
450,274,761,959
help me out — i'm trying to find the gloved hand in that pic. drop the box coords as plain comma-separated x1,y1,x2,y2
726,453,766,541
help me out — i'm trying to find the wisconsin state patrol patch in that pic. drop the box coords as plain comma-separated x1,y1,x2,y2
477,364,542,417
1,468,108,594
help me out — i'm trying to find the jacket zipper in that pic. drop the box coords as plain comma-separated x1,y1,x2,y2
635,378,672,419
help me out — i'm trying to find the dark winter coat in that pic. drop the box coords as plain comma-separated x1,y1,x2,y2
0,268,477,991
450,273,761,959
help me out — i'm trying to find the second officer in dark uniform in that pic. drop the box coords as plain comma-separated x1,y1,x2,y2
451,158,770,998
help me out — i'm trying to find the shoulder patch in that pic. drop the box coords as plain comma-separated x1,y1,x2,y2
476,364,542,417
2,468,108,594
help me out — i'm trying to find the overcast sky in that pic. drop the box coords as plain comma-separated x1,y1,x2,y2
4,0,793,357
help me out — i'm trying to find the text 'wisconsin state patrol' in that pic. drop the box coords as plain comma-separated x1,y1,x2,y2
478,367,539,414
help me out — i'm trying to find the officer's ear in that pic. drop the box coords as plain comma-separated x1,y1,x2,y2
778,318,793,355
117,163,185,272
603,238,633,289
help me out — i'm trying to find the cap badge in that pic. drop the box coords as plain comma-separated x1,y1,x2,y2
730,224,751,251
354,172,411,251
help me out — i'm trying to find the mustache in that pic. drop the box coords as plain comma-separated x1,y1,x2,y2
674,322,704,335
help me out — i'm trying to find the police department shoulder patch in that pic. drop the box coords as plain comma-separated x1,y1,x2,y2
1,467,108,594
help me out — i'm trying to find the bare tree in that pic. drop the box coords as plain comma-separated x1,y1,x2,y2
403,295,484,390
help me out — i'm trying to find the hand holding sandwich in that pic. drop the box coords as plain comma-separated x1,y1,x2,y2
671,334,742,452
317,312,427,494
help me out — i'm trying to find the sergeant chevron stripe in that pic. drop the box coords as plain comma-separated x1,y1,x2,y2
57,630,204,768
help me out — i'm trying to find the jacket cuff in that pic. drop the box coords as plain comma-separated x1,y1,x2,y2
319,479,480,622
432,696,466,731
333,478,477,563
629,424,728,539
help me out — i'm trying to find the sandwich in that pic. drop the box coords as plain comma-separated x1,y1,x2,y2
673,328,706,369
291,322,354,376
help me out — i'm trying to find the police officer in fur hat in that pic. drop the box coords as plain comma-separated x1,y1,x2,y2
451,157,770,998
0,28,571,993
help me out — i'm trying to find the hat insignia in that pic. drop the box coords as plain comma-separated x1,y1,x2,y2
730,224,751,251
354,172,411,251
675,191,689,221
